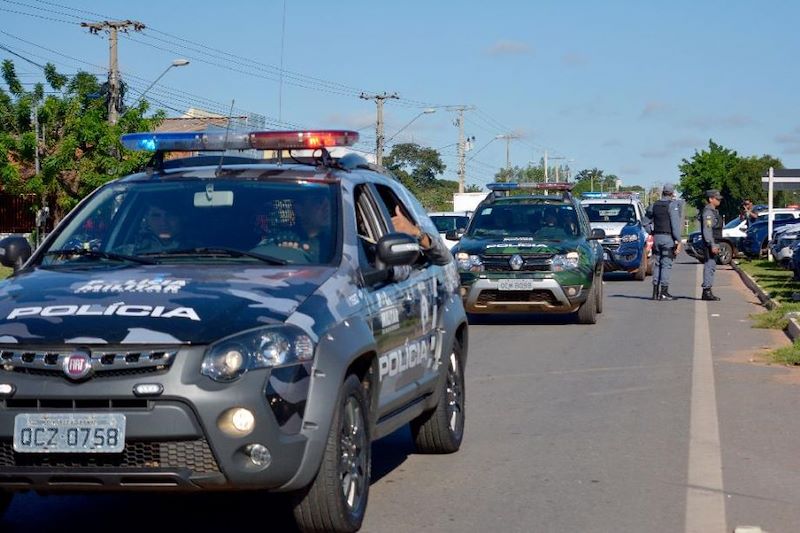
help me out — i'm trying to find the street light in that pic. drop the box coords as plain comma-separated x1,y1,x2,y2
139,59,190,101
385,108,436,143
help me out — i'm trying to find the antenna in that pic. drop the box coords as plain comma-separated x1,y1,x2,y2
215,99,236,177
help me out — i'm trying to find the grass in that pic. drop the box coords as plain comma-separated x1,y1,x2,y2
736,259,800,329
0,266,10,279
771,341,800,365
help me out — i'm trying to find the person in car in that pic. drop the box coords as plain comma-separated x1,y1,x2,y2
135,202,185,253
535,207,569,240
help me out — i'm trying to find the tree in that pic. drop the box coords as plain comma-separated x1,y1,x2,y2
383,143,456,211
0,60,164,221
678,140,783,221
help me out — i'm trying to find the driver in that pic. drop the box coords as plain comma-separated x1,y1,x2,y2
258,194,333,263
135,202,184,253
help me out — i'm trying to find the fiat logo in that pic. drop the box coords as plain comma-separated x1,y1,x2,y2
509,254,524,271
62,352,93,381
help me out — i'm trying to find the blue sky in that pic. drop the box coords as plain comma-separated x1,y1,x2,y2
1,0,799,190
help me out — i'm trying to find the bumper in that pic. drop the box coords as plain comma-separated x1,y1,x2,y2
602,243,643,272
773,245,794,262
0,346,309,492
461,277,585,314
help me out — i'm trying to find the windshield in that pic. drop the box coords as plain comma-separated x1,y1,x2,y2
431,215,470,233
42,179,340,267
724,218,743,229
467,203,580,240
583,203,637,224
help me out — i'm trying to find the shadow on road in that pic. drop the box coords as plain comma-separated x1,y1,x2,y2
468,312,580,326
370,424,414,484
610,294,699,301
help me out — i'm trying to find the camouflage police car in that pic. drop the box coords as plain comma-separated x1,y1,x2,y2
450,182,606,324
0,130,468,533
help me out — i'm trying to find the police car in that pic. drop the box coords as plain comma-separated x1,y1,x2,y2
580,192,652,280
0,130,468,532
428,210,472,249
451,182,606,324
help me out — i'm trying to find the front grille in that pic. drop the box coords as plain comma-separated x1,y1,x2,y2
0,439,219,473
480,253,553,272
476,289,559,305
602,244,620,252
0,348,177,379
3,398,149,410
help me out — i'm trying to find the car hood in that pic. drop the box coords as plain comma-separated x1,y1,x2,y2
0,265,336,345
589,222,628,237
455,236,580,255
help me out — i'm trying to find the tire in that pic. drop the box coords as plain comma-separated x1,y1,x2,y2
0,491,11,518
411,338,465,454
716,242,733,265
633,253,646,281
293,375,370,533
596,269,604,314
577,280,598,324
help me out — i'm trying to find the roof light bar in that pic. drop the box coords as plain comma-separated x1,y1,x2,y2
487,182,574,192
121,130,359,153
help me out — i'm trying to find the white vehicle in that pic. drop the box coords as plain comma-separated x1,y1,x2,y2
771,221,800,264
429,211,472,249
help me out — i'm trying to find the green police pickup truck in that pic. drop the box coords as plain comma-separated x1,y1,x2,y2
448,183,606,324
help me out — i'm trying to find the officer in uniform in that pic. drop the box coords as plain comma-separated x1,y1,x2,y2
700,189,723,301
647,183,682,300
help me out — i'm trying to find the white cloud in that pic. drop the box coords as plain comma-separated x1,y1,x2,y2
487,40,533,56
641,101,669,118
562,52,588,66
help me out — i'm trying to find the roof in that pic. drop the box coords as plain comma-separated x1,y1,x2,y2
580,197,637,204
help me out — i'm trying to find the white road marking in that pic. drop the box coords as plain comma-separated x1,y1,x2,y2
685,267,726,532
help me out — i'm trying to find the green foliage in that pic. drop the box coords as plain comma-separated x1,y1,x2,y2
383,143,456,211
0,60,164,220
678,140,784,222
771,341,800,366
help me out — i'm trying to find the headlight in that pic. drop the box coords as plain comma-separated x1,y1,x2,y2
456,252,484,272
202,325,315,382
620,233,639,243
551,251,580,271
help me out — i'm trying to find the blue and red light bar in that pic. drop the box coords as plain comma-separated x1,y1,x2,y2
487,182,574,191
121,130,359,152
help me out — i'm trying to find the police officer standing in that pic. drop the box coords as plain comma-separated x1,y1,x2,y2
647,183,682,300
700,189,724,301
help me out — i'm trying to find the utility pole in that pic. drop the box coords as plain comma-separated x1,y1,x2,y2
543,150,548,183
446,105,476,193
549,155,566,183
360,92,398,166
31,105,40,175
82,20,145,125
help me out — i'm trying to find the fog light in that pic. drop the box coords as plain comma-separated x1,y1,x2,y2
133,383,163,396
246,444,271,467
564,285,582,297
219,408,257,437
0,384,15,397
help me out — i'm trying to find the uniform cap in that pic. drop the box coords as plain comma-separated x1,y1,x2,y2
706,189,723,200
662,183,675,196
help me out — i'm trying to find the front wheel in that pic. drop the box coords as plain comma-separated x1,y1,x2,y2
577,281,598,324
411,338,465,454
716,242,733,265
633,253,647,281
293,375,370,533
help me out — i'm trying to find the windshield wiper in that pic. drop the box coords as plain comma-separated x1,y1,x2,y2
141,247,287,265
44,248,156,265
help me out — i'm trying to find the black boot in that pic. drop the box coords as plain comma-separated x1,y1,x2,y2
652,284,660,300
702,288,720,301
660,286,674,300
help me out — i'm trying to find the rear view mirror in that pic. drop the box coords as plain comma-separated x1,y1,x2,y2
589,228,606,240
445,230,464,241
194,190,234,207
376,232,420,266
0,236,32,271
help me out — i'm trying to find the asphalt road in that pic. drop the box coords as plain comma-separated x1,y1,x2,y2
3,255,799,532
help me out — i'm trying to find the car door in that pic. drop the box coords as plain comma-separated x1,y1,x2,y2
353,184,431,417
371,183,441,412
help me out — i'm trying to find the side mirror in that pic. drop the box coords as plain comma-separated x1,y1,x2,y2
589,228,606,240
0,236,32,271
445,229,464,241
376,232,421,266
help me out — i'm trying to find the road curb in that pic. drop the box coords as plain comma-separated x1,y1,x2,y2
731,261,800,343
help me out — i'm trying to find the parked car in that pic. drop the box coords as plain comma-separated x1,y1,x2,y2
580,193,652,280
0,129,469,533
688,209,800,263
429,211,471,249
450,182,605,324
741,210,800,258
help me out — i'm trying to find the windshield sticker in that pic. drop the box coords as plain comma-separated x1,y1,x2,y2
481,208,492,215
75,278,188,294
7,303,201,321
